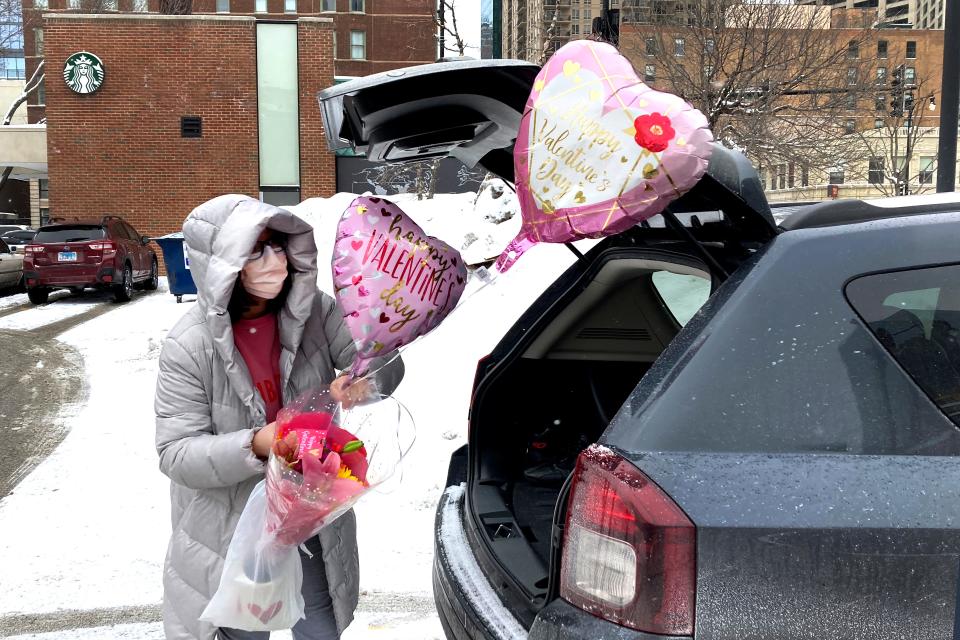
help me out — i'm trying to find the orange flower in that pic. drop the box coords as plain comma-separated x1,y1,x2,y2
337,464,362,483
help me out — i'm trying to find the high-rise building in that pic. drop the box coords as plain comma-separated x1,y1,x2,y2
797,0,947,28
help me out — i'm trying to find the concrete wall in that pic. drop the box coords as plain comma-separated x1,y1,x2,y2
0,80,29,125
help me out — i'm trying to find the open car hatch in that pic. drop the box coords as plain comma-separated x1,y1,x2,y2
318,60,778,254
318,60,539,179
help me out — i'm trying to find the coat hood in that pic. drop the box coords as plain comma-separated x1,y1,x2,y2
183,194,318,315
182,195,319,414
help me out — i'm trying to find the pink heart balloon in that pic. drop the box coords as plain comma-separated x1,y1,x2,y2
497,40,714,272
333,196,468,377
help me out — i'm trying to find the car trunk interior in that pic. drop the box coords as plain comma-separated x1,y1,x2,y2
466,252,713,622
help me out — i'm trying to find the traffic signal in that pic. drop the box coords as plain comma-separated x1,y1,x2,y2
891,64,905,91
890,94,903,117
903,91,915,112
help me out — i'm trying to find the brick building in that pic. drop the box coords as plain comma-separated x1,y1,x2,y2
41,13,337,259
22,0,436,125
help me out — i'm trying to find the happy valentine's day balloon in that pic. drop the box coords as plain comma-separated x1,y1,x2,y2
333,196,468,377
497,39,714,272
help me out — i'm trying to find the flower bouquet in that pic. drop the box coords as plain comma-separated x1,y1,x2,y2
201,386,414,632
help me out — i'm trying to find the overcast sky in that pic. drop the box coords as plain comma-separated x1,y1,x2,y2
451,0,482,59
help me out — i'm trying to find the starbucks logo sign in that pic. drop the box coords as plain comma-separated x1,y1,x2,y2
63,52,105,94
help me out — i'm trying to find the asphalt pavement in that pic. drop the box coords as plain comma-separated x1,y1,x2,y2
0,291,120,497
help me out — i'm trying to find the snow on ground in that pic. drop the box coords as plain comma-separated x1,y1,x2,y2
0,281,181,615
0,293,102,330
0,289,71,312
0,188,577,637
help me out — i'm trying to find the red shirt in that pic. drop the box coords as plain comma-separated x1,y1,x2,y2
233,313,283,423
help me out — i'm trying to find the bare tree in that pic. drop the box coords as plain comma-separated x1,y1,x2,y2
621,0,876,175
844,65,940,197
435,0,467,57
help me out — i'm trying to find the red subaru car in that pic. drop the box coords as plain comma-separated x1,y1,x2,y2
23,216,158,304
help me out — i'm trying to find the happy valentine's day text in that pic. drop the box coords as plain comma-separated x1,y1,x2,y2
532,100,618,201
361,216,458,332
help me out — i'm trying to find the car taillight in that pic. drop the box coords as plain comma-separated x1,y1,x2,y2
560,445,696,636
25,245,44,253
88,242,115,251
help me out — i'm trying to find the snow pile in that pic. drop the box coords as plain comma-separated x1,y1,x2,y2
287,181,522,275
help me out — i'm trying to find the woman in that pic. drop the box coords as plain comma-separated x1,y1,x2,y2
155,195,403,640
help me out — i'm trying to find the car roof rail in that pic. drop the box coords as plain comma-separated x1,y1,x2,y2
100,215,124,224
779,192,960,231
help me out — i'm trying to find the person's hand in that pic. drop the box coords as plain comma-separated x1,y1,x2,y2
330,374,376,409
252,421,277,460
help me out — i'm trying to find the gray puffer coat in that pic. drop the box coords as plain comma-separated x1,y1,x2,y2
155,195,403,640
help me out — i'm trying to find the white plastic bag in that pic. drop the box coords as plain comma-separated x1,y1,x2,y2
200,481,306,631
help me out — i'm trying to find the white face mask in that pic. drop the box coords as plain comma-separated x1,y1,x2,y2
241,244,288,300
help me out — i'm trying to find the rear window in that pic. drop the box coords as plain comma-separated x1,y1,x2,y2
34,226,106,244
846,265,960,427
652,271,711,327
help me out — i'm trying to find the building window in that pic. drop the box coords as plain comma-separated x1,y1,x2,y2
644,63,655,82
875,66,886,84
571,23,580,34
67,0,81,8
829,168,845,184
284,0,295,11
905,66,916,83
877,39,887,58
848,40,859,59
844,119,856,134
846,93,857,110
332,30,337,57
801,165,809,187
255,0,266,11
704,64,714,78
34,28,43,55
350,30,365,59
321,0,335,10
572,8,579,19
674,37,684,56
705,38,715,53
906,40,916,59
349,0,363,11
875,117,884,129
875,93,885,111
868,157,884,184
103,0,118,9
645,37,656,56
847,67,857,85
216,0,229,11
919,156,935,184
39,179,49,200
36,79,45,105
132,0,148,11
33,0,48,8
777,164,786,190
788,163,796,188
584,7,590,19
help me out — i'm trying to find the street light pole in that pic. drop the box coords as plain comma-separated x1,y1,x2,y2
903,89,914,196
936,0,959,192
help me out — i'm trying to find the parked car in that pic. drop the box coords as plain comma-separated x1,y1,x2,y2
23,215,158,304
323,62,960,640
0,237,24,291
0,224,28,236
2,229,37,254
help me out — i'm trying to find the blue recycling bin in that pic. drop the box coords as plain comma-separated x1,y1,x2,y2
153,232,197,303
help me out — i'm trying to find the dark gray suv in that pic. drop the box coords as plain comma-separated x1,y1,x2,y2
321,61,960,640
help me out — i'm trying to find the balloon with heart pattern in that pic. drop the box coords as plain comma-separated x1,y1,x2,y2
333,196,468,377
496,39,714,272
